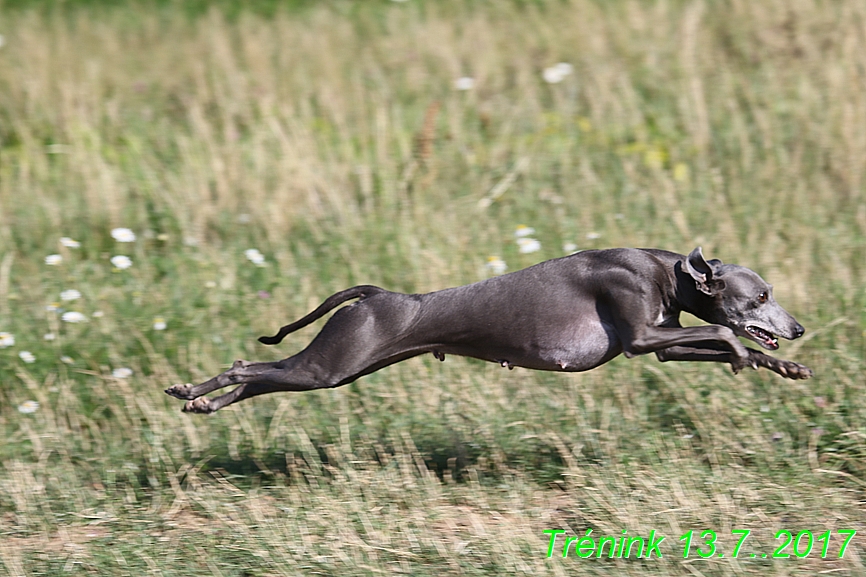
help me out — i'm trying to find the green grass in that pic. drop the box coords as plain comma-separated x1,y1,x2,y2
0,0,865,574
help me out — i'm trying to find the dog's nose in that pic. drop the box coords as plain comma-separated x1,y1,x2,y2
793,323,805,338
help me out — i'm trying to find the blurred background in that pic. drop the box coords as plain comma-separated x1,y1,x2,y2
0,0,864,574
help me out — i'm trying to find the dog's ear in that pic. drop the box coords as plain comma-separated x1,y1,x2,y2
685,247,726,296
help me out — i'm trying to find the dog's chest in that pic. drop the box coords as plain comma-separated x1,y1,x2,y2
656,308,678,327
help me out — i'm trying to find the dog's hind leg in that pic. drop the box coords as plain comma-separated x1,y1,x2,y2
168,293,428,412
165,359,285,400
182,347,431,413
181,382,283,414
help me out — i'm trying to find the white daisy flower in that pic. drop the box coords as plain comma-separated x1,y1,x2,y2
18,351,35,363
244,249,267,266
554,62,573,75
111,228,136,242
61,311,87,323
45,254,63,266
60,237,81,248
0,332,15,348
543,68,565,84
517,237,541,254
43,333,56,341
112,367,133,379
485,256,507,275
60,289,81,302
153,317,167,331
586,232,601,240
454,77,475,91
92,310,104,318
60,355,74,365
110,255,133,270
563,242,578,253
542,62,573,84
18,400,39,414
514,225,536,238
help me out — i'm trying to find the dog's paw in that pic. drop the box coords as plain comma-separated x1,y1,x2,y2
182,397,214,414
165,383,195,400
775,361,814,380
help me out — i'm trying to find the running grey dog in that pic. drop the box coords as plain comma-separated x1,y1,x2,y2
166,247,812,414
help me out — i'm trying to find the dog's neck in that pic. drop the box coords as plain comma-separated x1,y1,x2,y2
673,261,720,325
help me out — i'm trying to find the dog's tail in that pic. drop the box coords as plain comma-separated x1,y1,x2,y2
258,285,386,345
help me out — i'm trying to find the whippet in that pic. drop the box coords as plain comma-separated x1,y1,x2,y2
166,247,812,413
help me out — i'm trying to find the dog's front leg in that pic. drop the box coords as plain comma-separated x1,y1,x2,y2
744,349,813,379
655,346,812,379
620,325,753,373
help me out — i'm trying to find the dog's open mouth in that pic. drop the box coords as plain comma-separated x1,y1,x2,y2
746,325,779,350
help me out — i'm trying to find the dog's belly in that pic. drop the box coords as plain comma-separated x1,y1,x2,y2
531,320,622,372
437,320,622,373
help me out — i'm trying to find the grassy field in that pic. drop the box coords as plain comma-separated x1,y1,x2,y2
0,0,865,574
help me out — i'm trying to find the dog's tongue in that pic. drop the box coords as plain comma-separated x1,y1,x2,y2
760,331,779,350
748,326,779,350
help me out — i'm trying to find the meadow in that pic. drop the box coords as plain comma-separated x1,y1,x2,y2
0,0,865,574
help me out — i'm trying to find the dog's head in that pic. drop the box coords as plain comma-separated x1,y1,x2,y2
685,247,805,350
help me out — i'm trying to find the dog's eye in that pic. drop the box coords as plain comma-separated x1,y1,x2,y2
757,291,768,304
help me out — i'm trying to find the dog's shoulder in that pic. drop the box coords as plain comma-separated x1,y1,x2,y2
563,247,681,270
